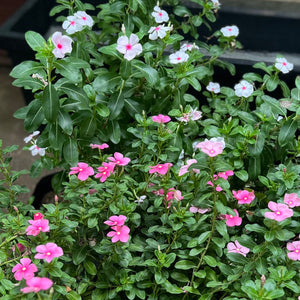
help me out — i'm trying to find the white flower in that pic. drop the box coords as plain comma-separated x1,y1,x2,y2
24,131,40,143
176,113,190,123
220,25,239,37
62,16,83,34
135,195,146,204
169,51,189,64
116,33,143,61
180,43,199,52
29,144,46,156
275,57,294,74
206,82,220,93
148,24,171,40
51,32,73,59
190,108,202,121
234,80,254,98
211,0,221,8
74,11,94,28
152,6,169,23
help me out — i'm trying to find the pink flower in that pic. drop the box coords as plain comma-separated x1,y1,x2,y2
207,180,223,192
227,240,249,257
34,243,64,263
33,212,44,220
196,137,225,157
104,215,127,227
152,114,171,123
95,162,115,182
20,277,53,293
108,152,131,166
12,258,38,281
287,241,300,261
51,31,73,58
179,159,199,176
224,209,242,227
107,225,130,243
165,189,183,208
152,188,165,196
264,201,293,222
26,219,50,236
12,243,25,253
284,193,300,208
90,143,109,150
233,190,255,205
149,163,173,175
69,162,94,181
116,33,142,61
218,170,234,180
189,206,211,214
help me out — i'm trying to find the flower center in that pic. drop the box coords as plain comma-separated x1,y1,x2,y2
242,86,246,90
38,227,42,230
126,44,132,50
46,252,51,256
79,168,83,172
82,17,86,20
116,161,120,164
158,165,162,168
155,27,160,31
158,12,163,16
244,197,248,200
177,57,181,61
229,215,233,219
22,267,27,271
228,28,232,31
283,62,287,66
210,150,215,154
236,248,240,251
57,43,63,49
117,231,121,235
71,21,75,26
295,249,299,253
276,211,281,215
289,201,293,204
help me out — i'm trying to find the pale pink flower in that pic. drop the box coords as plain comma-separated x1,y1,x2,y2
12,243,26,253
35,243,64,263
20,277,53,293
169,51,189,64
107,225,130,243
149,163,173,175
189,206,211,214
151,6,169,23
233,190,255,205
284,193,300,208
116,33,142,61
234,80,253,98
275,57,293,74
196,137,225,157
51,31,73,58
152,188,165,196
12,258,38,281
190,108,202,121
224,209,242,227
69,162,94,181
148,24,171,40
287,241,300,261
218,170,234,180
152,114,171,123
227,240,249,257
29,143,46,156
90,143,109,150
179,159,198,176
24,131,40,143
265,201,293,222
206,82,220,93
26,219,50,236
108,152,131,166
180,43,199,52
166,189,183,207
62,16,83,34
104,215,127,227
74,11,94,27
33,212,44,220
220,25,239,37
207,180,222,192
95,162,115,182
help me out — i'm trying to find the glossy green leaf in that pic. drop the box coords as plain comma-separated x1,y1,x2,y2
24,99,44,132
63,138,78,165
175,260,196,270
25,31,46,51
10,61,44,78
278,117,298,146
42,84,59,122
132,60,159,87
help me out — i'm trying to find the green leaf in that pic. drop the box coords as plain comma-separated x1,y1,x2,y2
42,84,59,122
109,120,121,144
265,75,279,92
132,60,159,87
198,231,211,244
80,117,97,137
120,59,131,79
261,95,286,116
203,255,217,267
248,133,265,156
13,77,45,90
175,260,196,270
83,260,97,276
25,31,46,51
248,156,261,180
72,246,88,265
66,290,82,300
275,229,295,241
63,138,78,165
164,253,176,267
125,99,144,117
99,43,121,59
24,99,44,132
235,170,249,182
10,61,43,78
227,253,248,264
93,72,121,93
245,224,266,233
108,91,125,120
30,160,43,178
57,110,73,135
95,103,110,117
278,117,298,146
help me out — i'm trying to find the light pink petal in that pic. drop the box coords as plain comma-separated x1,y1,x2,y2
129,33,139,45
268,201,278,211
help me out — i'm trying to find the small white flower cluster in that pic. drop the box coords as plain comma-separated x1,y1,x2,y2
62,11,94,34
148,6,171,40
24,131,47,157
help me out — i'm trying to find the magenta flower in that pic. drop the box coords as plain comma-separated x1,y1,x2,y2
26,219,50,236
12,243,25,253
20,277,53,293
232,190,255,205
149,163,173,175
179,159,199,176
107,225,130,243
152,188,165,196
227,240,250,257
90,143,109,150
104,215,127,227
108,152,131,166
264,201,293,222
34,243,64,263
152,114,171,123
95,162,115,182
33,212,44,220
284,193,300,208
12,258,38,281
196,137,225,157
51,31,73,59
224,209,242,227
217,170,234,180
69,162,94,181
287,241,300,261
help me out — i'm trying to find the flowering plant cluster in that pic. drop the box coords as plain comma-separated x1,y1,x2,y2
0,0,300,299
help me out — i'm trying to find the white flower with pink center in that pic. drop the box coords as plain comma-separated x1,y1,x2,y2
234,80,253,98
275,57,293,74
180,43,199,52
29,143,46,157
211,0,221,9
62,16,83,34
169,51,189,64
206,82,220,93
51,32,73,59
151,6,169,23
24,131,40,143
116,33,143,61
148,24,171,40
74,11,94,28
220,25,239,37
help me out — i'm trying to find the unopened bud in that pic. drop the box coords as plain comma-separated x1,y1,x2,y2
13,206,18,212
121,24,126,35
54,195,59,204
158,245,161,252
260,274,266,288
